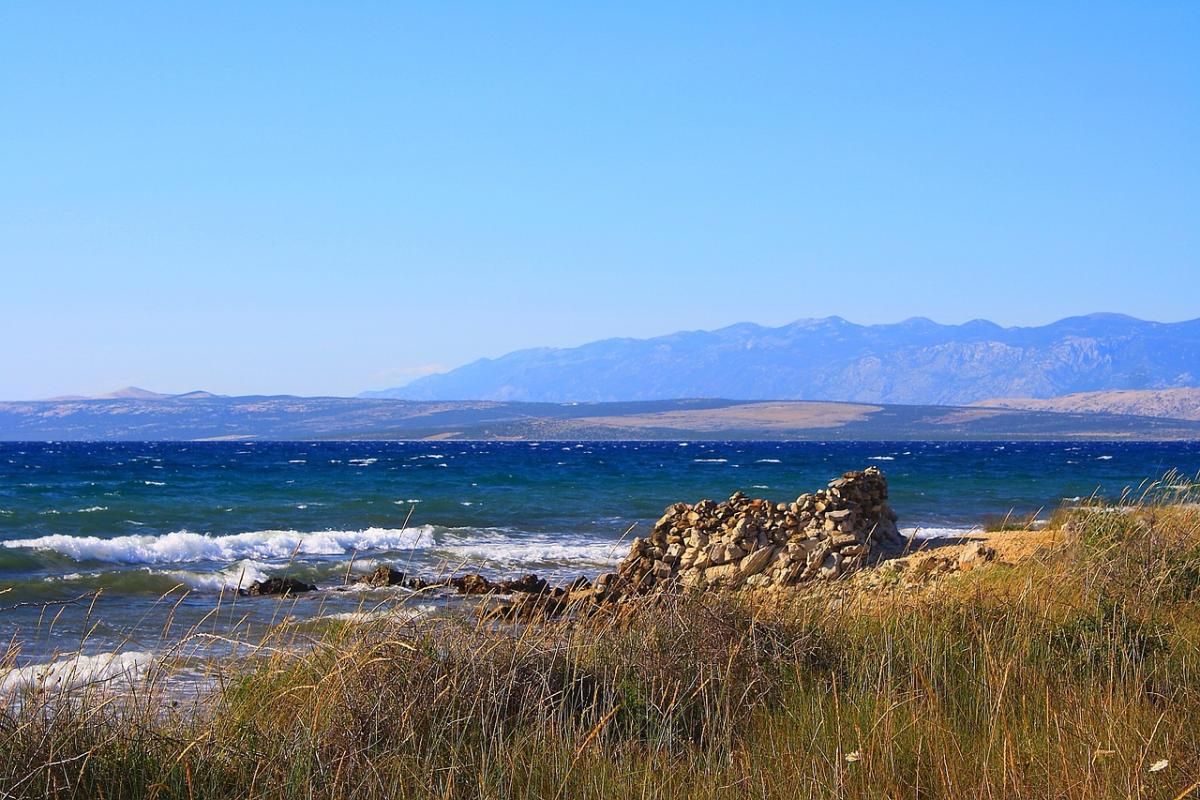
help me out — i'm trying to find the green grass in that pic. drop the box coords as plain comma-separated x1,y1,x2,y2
3,479,1200,798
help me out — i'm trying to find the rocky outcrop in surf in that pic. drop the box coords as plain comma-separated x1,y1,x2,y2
484,467,903,619
242,468,903,618
242,576,318,597
600,466,902,596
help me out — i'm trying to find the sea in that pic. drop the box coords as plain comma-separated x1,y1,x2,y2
1,440,1197,684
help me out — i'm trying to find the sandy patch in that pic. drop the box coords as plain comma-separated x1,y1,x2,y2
572,401,882,432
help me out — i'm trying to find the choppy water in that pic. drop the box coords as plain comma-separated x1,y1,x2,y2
1,440,1197,670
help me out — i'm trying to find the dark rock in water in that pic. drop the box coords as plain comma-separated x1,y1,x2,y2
351,565,446,592
481,586,602,621
566,575,592,592
451,574,498,595
243,577,317,597
350,566,556,595
480,594,566,621
356,565,409,588
497,573,549,594
405,576,438,591
450,572,551,595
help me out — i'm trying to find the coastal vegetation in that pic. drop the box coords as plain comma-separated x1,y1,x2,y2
2,479,1200,798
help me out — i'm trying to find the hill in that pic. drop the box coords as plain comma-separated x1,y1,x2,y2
973,387,1200,420
362,314,1200,405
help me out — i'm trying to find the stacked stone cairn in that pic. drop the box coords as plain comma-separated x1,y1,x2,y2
597,467,903,598
242,467,905,619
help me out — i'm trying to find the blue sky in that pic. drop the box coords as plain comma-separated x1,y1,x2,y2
2,2,1197,399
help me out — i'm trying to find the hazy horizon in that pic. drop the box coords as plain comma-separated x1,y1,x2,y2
4,3,1197,399
5,312,1200,402
5,310,1197,403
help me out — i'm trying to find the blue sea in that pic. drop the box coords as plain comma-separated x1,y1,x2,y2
1,440,1197,669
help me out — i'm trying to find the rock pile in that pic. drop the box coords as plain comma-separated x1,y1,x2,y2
241,468,905,620
600,467,903,596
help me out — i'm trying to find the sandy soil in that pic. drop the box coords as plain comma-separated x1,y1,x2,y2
570,401,883,432
972,388,1200,421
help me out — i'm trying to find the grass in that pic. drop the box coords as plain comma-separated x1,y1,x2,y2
3,477,1200,798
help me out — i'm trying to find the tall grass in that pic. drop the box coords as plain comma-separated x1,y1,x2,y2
3,478,1200,799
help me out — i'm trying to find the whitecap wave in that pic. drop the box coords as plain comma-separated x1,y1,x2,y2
1,651,154,694
693,458,728,463
899,525,980,540
435,533,623,569
869,456,895,461
159,560,273,592
322,604,435,624
755,458,781,464
2,526,436,565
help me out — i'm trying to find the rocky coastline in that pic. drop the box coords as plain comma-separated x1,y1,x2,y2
240,467,939,619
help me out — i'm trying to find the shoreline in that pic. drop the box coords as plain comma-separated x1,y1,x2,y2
3,483,1200,797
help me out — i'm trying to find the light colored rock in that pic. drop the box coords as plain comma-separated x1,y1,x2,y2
957,542,996,570
818,552,842,579
738,546,777,577
704,563,739,584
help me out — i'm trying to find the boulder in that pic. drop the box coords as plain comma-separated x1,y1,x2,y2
497,573,550,594
957,542,997,570
356,565,409,588
243,576,317,597
450,574,498,595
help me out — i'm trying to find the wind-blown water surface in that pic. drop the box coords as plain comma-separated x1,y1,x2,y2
1,440,1196,664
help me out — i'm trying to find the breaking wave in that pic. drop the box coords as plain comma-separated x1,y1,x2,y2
160,560,273,592
1,651,154,694
2,526,437,566
899,525,980,540
321,604,436,625
434,531,624,569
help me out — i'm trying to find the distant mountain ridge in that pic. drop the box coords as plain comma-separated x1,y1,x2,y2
363,314,1200,405
43,386,220,401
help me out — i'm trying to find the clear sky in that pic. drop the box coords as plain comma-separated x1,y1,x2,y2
2,2,1197,399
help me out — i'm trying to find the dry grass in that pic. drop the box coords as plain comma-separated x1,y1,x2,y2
3,476,1200,799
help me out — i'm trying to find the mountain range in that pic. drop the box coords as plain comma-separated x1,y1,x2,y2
362,313,1200,406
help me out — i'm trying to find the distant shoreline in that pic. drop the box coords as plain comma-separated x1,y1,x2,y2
2,395,1200,441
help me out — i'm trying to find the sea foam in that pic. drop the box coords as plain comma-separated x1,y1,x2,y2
434,531,624,569
1,651,154,694
2,526,437,565
899,525,980,540
160,560,273,592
